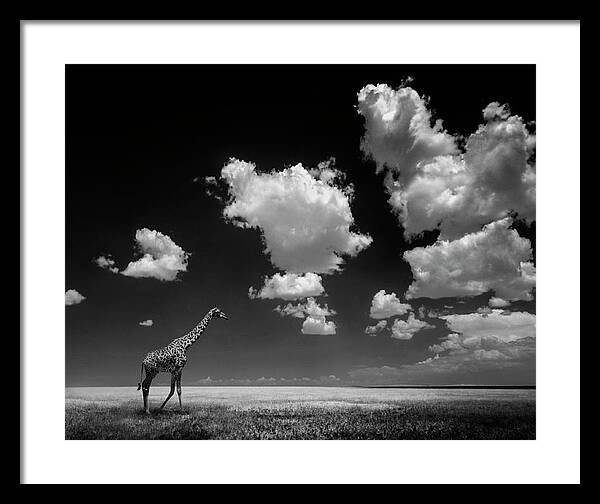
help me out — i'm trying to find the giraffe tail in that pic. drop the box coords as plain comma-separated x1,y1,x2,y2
137,363,144,391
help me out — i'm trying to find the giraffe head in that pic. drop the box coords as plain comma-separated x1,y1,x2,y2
209,307,229,320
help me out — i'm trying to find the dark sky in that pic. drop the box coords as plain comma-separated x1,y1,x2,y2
66,64,535,387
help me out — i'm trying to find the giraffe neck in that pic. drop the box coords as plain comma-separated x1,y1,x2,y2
183,312,213,349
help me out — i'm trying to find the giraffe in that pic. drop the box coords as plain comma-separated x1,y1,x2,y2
136,307,229,414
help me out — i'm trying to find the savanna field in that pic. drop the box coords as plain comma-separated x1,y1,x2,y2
65,386,535,440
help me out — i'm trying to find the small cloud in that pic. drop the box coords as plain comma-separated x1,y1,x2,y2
65,289,85,306
93,255,119,274
369,290,412,319
489,296,511,308
250,272,324,301
256,376,278,384
318,375,341,383
196,376,217,384
417,354,440,365
138,319,153,327
364,320,387,335
482,102,511,121
275,297,336,318
302,316,336,335
201,175,225,201
390,313,434,340
121,228,189,282
275,297,336,335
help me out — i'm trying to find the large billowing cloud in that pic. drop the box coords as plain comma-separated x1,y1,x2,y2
403,218,536,301
399,109,536,240
249,272,324,301
65,289,85,306
220,158,372,274
121,228,189,281
357,84,536,241
369,290,412,319
390,313,434,340
357,83,458,180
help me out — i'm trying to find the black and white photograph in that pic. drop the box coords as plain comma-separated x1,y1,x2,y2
65,63,537,440
22,21,580,484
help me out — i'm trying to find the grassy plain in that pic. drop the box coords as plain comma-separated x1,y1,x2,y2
65,386,535,440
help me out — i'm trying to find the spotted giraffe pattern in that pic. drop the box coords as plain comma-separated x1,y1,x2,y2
137,307,228,413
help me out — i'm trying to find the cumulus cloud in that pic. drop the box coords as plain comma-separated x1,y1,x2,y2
274,304,307,318
219,158,372,274
399,110,536,240
301,315,336,335
357,84,536,241
201,175,226,201
427,307,452,318
404,309,539,382
482,102,511,121
138,319,153,327
94,255,119,274
121,228,189,281
275,297,336,318
319,374,341,383
275,297,337,336
348,365,403,383
417,354,440,365
438,309,536,344
390,313,434,340
308,157,341,184
65,289,85,306
249,272,324,301
369,290,412,319
350,310,535,383
357,83,458,180
404,218,536,301
365,320,388,335
428,333,535,363
196,375,342,386
256,376,279,384
489,296,511,308
349,336,535,385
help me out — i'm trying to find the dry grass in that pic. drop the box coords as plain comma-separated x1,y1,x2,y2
65,386,535,440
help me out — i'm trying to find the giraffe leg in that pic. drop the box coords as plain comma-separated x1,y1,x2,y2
160,374,176,410
142,373,155,414
176,372,183,410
